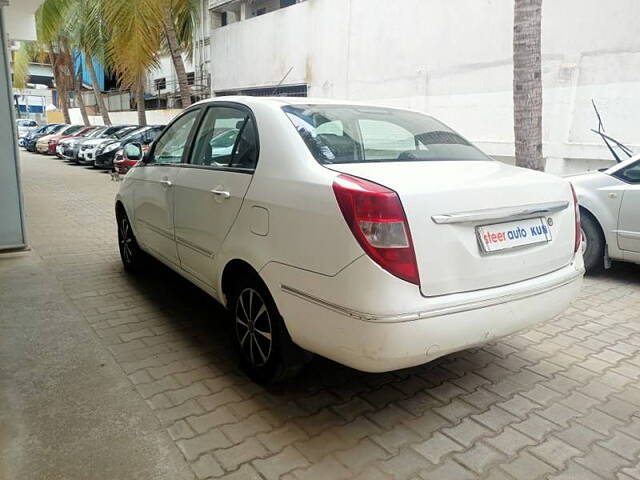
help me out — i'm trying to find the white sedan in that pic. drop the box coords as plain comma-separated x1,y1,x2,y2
569,155,640,272
115,97,583,382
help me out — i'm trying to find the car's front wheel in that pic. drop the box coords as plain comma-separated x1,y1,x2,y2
580,211,605,273
230,276,310,383
117,210,145,272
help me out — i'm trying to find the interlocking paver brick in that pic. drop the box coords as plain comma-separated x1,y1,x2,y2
293,457,351,480
166,382,210,406
600,431,640,461
575,444,631,478
192,453,224,479
222,413,273,444
136,376,181,399
484,426,537,456
453,442,505,474
576,409,624,436
296,429,351,463
252,446,309,480
499,451,557,479
378,448,431,479
188,406,238,434
472,406,519,432
442,418,491,447
177,429,232,461
158,399,205,425
412,432,464,464
512,413,560,441
372,424,421,454
528,437,582,469
419,458,475,479
538,403,583,427
335,439,388,472
555,424,606,451
215,438,268,471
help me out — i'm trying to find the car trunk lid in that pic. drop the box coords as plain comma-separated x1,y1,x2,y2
329,160,576,296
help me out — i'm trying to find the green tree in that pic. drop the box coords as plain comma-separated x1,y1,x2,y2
162,0,199,108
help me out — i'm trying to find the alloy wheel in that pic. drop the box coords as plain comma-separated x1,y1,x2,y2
581,227,588,255
119,217,134,265
235,288,273,368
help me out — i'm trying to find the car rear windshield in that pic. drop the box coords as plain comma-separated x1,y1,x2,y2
282,104,491,164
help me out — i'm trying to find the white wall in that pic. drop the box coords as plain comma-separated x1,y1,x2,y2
210,0,640,173
69,108,182,126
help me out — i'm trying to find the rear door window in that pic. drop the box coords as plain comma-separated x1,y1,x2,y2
190,106,258,170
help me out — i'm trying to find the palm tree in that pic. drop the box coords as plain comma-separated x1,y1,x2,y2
162,0,199,108
104,0,165,126
39,0,112,125
513,0,544,171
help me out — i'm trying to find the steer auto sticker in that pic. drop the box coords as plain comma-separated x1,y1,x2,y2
477,218,552,252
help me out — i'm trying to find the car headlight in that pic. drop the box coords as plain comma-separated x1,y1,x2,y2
101,143,120,154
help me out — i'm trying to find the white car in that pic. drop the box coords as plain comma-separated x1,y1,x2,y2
115,97,584,382
16,118,38,138
569,155,640,272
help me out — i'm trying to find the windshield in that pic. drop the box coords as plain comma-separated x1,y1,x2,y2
119,127,146,142
87,127,107,138
114,127,137,139
61,125,83,135
47,124,66,134
283,104,491,164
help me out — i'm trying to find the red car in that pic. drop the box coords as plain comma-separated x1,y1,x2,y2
114,144,152,174
46,126,98,155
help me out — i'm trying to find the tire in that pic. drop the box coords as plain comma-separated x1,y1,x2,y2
116,210,145,273
580,211,605,274
229,275,311,383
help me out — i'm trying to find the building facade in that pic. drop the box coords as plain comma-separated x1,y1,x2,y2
194,0,640,174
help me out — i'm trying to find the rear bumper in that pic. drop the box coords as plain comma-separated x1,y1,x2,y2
262,256,584,372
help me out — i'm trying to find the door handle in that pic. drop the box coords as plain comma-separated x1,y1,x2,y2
160,179,172,187
210,189,230,199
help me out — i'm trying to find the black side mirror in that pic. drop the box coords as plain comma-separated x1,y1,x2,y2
123,142,143,161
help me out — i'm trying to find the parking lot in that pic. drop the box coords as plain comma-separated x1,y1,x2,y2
1,151,639,480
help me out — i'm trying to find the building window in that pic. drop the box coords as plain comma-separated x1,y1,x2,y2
280,0,296,7
155,78,166,90
187,72,195,86
254,7,266,16
221,11,227,26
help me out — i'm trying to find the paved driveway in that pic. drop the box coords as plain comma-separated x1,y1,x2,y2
3,152,640,479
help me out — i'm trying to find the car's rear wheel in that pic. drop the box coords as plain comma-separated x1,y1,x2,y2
580,211,605,273
229,275,310,383
117,210,145,272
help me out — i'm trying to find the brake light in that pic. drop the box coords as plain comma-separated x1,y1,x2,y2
332,174,420,285
570,184,581,254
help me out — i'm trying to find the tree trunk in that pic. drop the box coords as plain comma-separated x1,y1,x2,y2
135,77,147,126
86,55,111,125
163,1,192,108
48,49,71,124
75,75,91,126
513,0,544,171
60,89,71,124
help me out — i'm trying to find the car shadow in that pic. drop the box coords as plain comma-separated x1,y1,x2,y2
114,253,532,440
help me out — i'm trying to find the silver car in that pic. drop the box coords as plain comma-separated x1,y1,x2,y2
570,156,640,272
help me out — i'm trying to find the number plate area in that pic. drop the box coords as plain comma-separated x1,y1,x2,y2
477,217,552,253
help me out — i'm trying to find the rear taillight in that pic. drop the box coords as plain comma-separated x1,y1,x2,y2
332,173,420,285
570,184,581,254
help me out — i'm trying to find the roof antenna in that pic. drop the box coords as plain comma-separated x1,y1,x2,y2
272,66,294,97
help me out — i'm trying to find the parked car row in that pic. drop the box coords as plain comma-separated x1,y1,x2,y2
20,122,166,171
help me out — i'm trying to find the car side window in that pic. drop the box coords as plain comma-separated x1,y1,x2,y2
152,110,199,164
190,106,258,170
615,160,640,184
